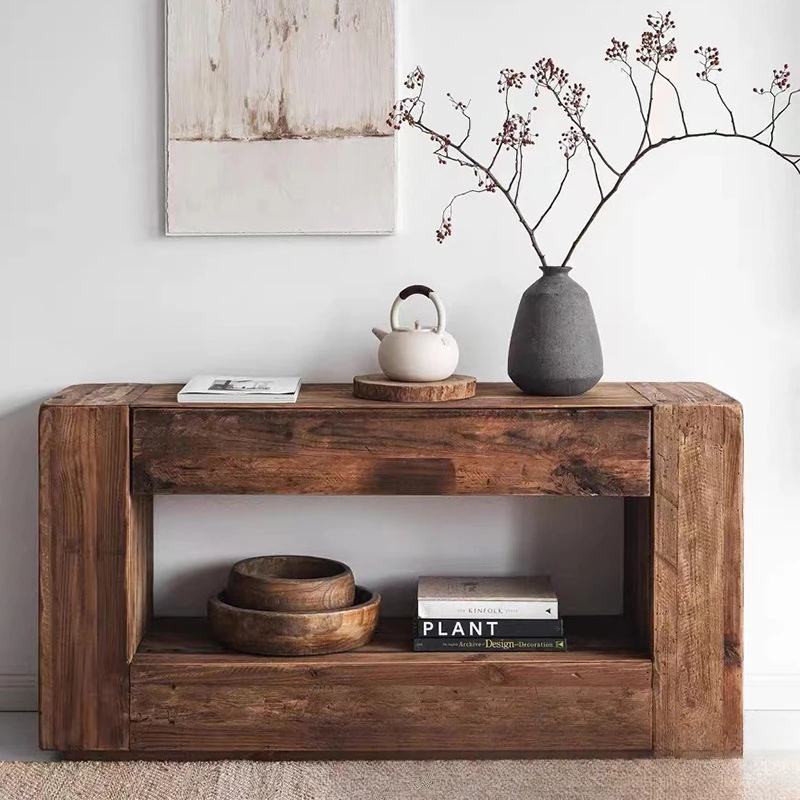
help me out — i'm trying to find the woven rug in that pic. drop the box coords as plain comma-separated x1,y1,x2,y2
2,758,800,800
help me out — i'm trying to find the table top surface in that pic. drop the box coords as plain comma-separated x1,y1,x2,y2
43,381,738,410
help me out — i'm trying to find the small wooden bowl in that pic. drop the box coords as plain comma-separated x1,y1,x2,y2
226,555,355,612
208,587,381,656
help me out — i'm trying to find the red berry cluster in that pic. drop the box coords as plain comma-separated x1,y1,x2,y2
636,11,678,66
492,113,538,150
605,38,630,64
563,82,589,120
386,98,416,131
559,127,582,158
530,58,570,92
497,68,527,93
404,67,425,91
694,45,722,80
754,65,792,94
446,92,469,112
475,173,498,192
430,132,454,165
436,217,453,243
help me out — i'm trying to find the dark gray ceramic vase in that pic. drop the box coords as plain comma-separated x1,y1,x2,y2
508,266,603,396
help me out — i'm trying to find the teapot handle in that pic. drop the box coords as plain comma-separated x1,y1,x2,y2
390,285,447,334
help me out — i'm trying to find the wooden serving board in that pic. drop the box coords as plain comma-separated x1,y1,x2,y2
353,374,477,403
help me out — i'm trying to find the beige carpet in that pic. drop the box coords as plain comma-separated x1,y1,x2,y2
1,758,800,800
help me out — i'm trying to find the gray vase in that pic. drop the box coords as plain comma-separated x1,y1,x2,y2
508,266,603,396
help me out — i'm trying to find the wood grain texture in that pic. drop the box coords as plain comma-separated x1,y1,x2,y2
39,405,150,750
630,382,737,406
353,374,477,403
134,382,651,409
631,382,743,756
131,407,651,496
127,494,153,663
44,384,151,407
130,682,651,753
131,617,651,753
39,385,153,751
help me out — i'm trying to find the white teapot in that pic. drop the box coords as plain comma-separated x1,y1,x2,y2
372,285,460,382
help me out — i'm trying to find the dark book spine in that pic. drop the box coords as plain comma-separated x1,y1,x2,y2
412,637,568,653
413,617,563,638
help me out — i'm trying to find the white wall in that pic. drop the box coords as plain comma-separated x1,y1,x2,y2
1,0,798,711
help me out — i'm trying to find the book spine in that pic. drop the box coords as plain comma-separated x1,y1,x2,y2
413,617,563,638
417,600,557,620
412,637,568,653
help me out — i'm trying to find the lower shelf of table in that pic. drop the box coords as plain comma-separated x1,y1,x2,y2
129,616,653,755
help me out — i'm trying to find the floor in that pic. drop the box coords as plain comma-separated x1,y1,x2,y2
2,712,799,761
2,713,800,799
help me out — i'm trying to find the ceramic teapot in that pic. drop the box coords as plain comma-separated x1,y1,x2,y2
372,285,459,382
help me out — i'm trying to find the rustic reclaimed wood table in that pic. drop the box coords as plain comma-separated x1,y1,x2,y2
38,382,743,759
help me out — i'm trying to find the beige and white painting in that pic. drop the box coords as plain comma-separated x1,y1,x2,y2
166,0,395,235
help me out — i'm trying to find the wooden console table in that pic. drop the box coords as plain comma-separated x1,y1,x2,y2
38,382,743,759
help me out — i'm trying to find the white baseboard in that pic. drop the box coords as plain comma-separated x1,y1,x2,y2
0,675,37,712
1,673,799,715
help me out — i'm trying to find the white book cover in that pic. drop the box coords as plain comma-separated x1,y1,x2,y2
417,576,558,620
177,376,301,404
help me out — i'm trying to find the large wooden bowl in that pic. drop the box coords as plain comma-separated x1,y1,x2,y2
208,587,381,656
226,555,355,612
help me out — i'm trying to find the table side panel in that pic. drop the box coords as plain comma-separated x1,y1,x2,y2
631,383,743,756
129,659,653,753
39,405,135,750
131,407,651,496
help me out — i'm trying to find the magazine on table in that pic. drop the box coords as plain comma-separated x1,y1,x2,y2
177,376,302,404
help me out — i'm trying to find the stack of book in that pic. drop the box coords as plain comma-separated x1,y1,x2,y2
413,576,566,652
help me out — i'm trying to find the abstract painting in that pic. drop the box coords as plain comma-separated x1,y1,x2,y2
166,0,395,235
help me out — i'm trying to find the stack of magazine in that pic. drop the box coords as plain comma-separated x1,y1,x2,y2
413,576,566,652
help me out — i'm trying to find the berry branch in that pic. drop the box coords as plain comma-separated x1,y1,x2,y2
636,12,688,138
389,11,799,267
533,129,583,233
753,65,799,146
606,38,651,146
696,45,737,133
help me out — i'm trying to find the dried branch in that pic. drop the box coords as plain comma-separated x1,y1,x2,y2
436,187,494,243
753,66,796,145
635,12,684,148
531,58,620,177
606,38,651,146
657,69,689,135
695,46,737,133
533,129,582,232
448,93,472,147
390,11,799,269
388,68,548,265
564,130,800,264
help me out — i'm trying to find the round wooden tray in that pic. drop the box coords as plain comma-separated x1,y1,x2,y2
353,374,477,403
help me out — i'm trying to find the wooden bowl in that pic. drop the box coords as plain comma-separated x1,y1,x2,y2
208,586,381,656
226,555,355,612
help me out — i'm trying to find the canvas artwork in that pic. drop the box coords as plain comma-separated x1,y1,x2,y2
166,0,396,235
